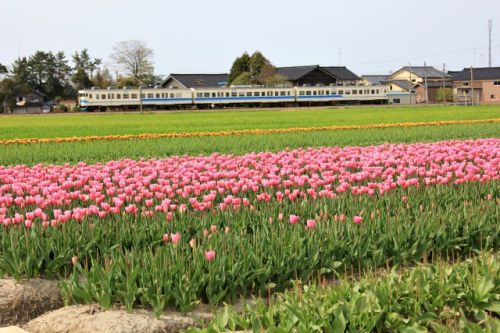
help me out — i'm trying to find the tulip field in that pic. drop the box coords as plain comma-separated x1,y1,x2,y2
0,106,499,331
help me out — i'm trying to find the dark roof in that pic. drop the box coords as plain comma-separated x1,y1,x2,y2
276,65,319,81
387,80,416,91
395,66,450,79
162,73,228,88
322,67,360,80
362,75,387,85
275,65,360,81
451,67,500,81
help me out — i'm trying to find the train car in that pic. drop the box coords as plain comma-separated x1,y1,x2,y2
296,86,387,104
78,87,193,111
78,85,390,111
193,87,296,106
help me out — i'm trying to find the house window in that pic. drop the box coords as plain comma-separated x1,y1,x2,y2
393,98,401,104
494,81,500,86
491,95,496,100
463,82,469,86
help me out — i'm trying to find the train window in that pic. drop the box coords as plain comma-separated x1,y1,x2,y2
262,92,266,96
131,94,138,98
212,93,216,97
246,92,252,97
299,91,305,95
238,92,245,97
101,94,106,99
332,90,337,95
141,94,145,98
254,92,260,96
306,91,311,96
204,93,210,97
89,94,93,99
156,93,160,98
376,89,379,94
273,91,277,96
352,90,357,95
170,93,174,98
287,91,291,96
231,92,237,97
96,95,100,100
123,94,129,99
280,91,286,96
107,94,111,99
313,91,317,95
146,93,153,98
197,93,203,98
116,94,121,99
345,90,351,95
338,90,344,94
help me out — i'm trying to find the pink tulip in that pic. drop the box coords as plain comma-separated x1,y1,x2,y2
205,250,216,261
306,219,316,229
71,256,78,266
162,233,170,242
353,216,363,224
210,224,217,233
289,214,299,225
24,219,33,229
171,232,181,244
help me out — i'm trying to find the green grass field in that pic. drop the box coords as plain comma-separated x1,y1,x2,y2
1,123,499,166
0,104,499,139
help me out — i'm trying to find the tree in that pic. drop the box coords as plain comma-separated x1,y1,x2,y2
228,52,250,84
93,67,114,88
435,87,453,103
231,72,253,86
72,67,93,90
249,51,271,81
0,63,7,76
257,63,289,86
72,49,101,80
110,40,154,86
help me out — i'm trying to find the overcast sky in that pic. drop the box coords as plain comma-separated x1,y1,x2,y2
1,0,499,77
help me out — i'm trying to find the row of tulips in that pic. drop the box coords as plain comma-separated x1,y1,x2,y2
187,253,500,332
2,182,498,312
0,139,498,227
0,118,498,145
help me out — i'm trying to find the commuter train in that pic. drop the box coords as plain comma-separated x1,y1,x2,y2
77,85,390,111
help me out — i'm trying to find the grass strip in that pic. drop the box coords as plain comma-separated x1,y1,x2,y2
1,122,498,166
188,253,500,332
1,118,498,146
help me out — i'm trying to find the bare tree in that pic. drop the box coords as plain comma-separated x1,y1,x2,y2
110,40,154,85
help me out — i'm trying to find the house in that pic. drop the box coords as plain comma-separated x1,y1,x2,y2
161,73,228,89
451,67,500,104
276,65,360,86
160,65,361,88
384,66,451,103
361,75,388,86
11,91,55,113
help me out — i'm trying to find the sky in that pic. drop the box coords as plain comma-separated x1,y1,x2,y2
1,0,499,77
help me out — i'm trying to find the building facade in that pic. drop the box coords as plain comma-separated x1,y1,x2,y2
452,67,500,104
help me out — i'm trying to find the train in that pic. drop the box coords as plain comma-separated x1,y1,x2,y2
77,85,393,111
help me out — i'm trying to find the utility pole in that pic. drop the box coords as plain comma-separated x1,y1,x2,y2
424,61,429,103
488,20,493,67
408,62,413,104
442,63,447,106
470,66,474,106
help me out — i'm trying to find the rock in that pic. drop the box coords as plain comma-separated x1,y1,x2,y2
0,278,63,327
24,304,213,333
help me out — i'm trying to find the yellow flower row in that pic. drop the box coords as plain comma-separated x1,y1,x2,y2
1,118,499,146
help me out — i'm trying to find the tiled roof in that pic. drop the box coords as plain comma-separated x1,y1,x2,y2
451,67,500,81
